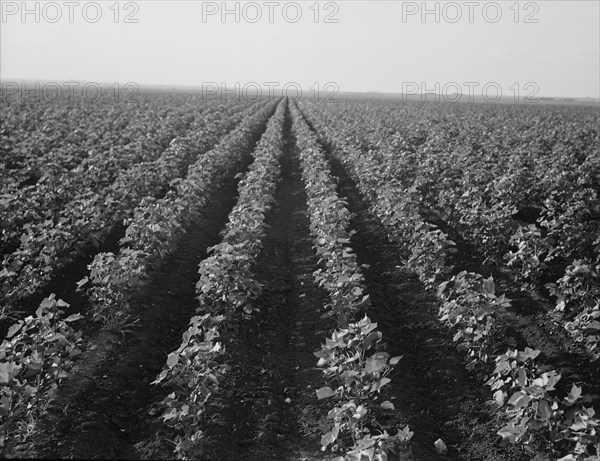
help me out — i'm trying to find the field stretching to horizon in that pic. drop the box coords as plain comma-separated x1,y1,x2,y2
0,89,599,461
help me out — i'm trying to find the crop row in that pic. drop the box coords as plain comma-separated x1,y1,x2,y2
151,98,286,458
82,99,278,328
303,99,600,358
0,100,275,455
0,99,248,255
409,111,600,357
0,296,84,456
0,95,210,251
0,92,203,195
290,101,413,461
0,100,255,322
300,102,599,460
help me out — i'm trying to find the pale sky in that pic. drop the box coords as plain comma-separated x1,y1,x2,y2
1,0,599,98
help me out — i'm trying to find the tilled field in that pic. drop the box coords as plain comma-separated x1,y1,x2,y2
1,94,599,460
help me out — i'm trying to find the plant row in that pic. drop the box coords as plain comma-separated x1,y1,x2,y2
506,225,600,359
0,95,161,193
0,100,254,323
0,94,212,252
151,98,286,458
81,100,277,328
299,102,599,460
0,295,84,456
290,101,413,461
0,98,276,457
298,99,600,358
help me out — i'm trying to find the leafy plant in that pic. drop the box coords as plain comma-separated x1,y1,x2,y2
487,348,600,459
438,271,511,370
314,317,409,459
299,98,600,459
0,295,83,455
291,103,411,460
153,99,285,459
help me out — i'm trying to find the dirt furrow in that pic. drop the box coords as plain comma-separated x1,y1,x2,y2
187,106,331,461
321,152,527,460
0,107,254,336
28,151,258,460
0,223,125,340
422,211,600,407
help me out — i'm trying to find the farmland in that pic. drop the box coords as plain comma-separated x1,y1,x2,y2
0,90,599,461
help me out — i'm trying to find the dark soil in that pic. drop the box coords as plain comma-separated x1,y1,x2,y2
0,223,125,340
28,170,245,459
422,205,600,407
16,104,597,461
323,150,527,461
298,108,599,459
0,112,237,331
26,133,261,459
185,105,332,461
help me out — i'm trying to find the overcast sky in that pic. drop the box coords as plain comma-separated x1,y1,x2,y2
1,0,599,98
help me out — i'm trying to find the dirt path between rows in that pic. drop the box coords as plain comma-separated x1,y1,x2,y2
0,223,125,340
280,102,543,461
323,152,530,461
422,211,600,409
1,114,241,340
29,149,258,460
188,105,332,461
22,104,583,461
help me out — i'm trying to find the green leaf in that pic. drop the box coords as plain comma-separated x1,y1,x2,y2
40,297,54,309
150,370,169,384
316,386,335,400
482,277,495,295
6,322,22,339
364,331,381,349
65,313,84,322
564,384,582,405
320,423,339,447
516,367,527,387
379,377,391,388
380,400,395,410
434,438,448,454
0,362,22,384
508,391,531,409
345,452,362,461
585,320,600,331
365,353,388,374
396,425,414,442
389,355,403,366
76,277,89,288
493,390,505,406
57,299,69,308
166,353,179,369
538,399,552,421
498,423,526,442
516,347,540,362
